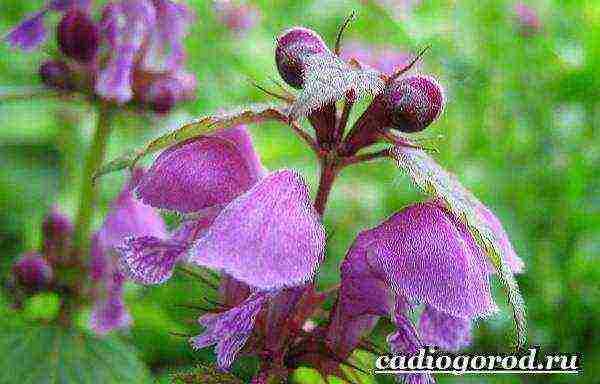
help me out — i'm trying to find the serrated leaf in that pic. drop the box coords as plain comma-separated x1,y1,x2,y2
391,146,527,349
290,54,385,119
0,324,151,383
94,103,290,180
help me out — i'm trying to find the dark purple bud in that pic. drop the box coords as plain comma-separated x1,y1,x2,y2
384,74,445,133
342,74,445,155
41,209,74,262
39,60,74,90
57,9,99,62
275,27,329,89
12,252,53,289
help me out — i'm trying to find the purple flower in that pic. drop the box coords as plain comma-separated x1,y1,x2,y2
89,169,166,334
190,292,267,369
4,1,91,51
214,0,261,34
5,11,48,51
326,200,523,381
96,0,157,103
89,270,132,335
513,2,541,36
141,0,195,71
340,40,414,74
190,169,325,291
12,252,53,290
136,125,264,213
120,124,326,368
119,126,264,286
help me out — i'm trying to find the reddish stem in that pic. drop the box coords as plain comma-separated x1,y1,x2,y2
314,158,338,217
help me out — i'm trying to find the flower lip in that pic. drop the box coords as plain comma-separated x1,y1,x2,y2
275,27,329,89
57,9,100,63
385,74,445,133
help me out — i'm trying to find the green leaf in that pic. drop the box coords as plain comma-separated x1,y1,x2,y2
391,146,527,349
170,364,244,384
93,103,290,181
0,323,151,383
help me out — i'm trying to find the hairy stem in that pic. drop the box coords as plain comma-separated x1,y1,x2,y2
72,103,114,258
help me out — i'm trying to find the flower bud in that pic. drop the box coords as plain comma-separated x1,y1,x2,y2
39,60,74,90
42,209,73,263
12,252,53,290
341,75,444,155
57,9,99,62
384,74,445,133
275,27,329,89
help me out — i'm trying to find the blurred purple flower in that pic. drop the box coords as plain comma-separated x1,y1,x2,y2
340,40,414,74
5,0,197,111
12,252,54,290
326,200,523,382
213,0,261,33
96,0,157,103
120,126,264,285
89,169,166,334
5,11,48,51
4,1,91,51
513,2,541,36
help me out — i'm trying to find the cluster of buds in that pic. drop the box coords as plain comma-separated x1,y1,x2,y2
8,210,72,306
5,0,197,114
275,27,444,153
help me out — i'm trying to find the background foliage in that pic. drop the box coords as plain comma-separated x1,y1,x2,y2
0,0,597,383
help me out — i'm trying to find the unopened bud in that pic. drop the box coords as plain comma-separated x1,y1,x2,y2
384,75,445,133
275,27,329,89
12,252,53,290
57,10,99,63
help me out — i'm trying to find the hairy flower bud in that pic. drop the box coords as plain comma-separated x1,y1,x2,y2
275,27,329,89
342,74,445,155
39,60,73,90
12,252,53,290
385,75,445,133
57,9,99,62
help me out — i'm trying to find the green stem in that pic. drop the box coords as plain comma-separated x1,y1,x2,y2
72,103,114,257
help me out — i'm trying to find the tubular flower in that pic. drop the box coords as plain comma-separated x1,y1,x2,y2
89,169,166,334
326,200,523,383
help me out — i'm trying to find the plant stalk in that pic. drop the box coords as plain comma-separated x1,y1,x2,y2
72,103,113,258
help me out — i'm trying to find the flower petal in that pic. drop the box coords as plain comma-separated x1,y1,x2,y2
189,169,325,290
97,170,166,249
136,127,262,213
190,292,267,369
5,11,47,51
89,272,131,335
366,201,497,319
388,307,435,384
96,0,156,102
419,305,472,352
117,236,187,285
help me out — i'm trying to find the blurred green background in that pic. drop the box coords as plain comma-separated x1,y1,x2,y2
0,0,597,383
